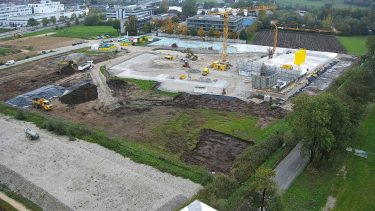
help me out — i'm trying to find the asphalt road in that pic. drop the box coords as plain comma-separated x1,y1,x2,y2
274,142,310,192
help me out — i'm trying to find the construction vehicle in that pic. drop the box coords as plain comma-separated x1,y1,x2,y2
32,98,52,111
209,5,277,70
14,33,22,38
179,74,187,80
182,59,190,68
25,128,39,140
164,55,174,60
78,61,94,71
281,64,293,70
183,48,198,61
211,61,226,71
202,67,209,76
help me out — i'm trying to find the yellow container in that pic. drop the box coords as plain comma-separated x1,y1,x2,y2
294,49,306,66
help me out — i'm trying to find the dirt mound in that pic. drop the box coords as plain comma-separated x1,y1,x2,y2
174,93,289,118
60,81,98,105
152,59,175,69
183,129,252,173
59,64,76,75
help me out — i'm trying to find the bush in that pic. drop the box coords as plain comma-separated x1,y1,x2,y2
232,135,282,183
43,119,66,135
15,109,27,120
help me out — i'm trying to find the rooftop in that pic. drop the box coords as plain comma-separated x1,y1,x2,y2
188,15,243,21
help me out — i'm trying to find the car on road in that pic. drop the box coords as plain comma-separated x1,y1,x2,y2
5,60,15,65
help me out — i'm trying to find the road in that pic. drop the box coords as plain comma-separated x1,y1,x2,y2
0,116,201,211
274,142,310,192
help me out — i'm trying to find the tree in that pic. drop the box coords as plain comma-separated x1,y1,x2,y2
27,18,39,26
207,28,215,37
177,25,188,35
160,0,169,13
322,15,333,30
251,167,277,211
59,16,66,23
42,18,49,27
171,16,179,23
50,16,56,25
112,19,121,34
214,29,222,38
198,27,205,38
66,20,71,27
292,93,351,165
189,27,197,36
239,29,247,40
84,15,100,26
228,31,238,39
182,0,197,17
366,35,375,56
70,13,77,21
142,22,152,33
125,16,138,36
75,17,79,25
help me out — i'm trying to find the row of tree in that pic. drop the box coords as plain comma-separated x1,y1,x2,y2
27,13,82,27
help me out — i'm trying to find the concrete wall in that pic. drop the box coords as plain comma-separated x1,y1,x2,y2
0,163,72,211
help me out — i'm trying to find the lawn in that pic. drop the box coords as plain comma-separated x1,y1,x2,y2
0,183,42,211
277,0,368,9
337,36,368,56
0,199,17,211
332,105,375,210
155,109,289,151
0,47,11,56
53,25,118,39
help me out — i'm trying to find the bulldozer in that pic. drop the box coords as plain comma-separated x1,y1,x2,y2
32,98,52,111
164,55,174,60
14,33,23,38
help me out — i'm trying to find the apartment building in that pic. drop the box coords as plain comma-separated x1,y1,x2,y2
0,4,32,26
187,15,244,32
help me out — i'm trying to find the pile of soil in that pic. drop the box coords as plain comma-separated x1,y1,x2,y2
60,81,98,105
183,129,252,173
174,93,289,118
59,64,77,75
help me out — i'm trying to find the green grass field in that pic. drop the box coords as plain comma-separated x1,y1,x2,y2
0,199,17,211
0,47,11,56
337,36,368,56
0,183,42,211
155,109,289,151
332,105,375,210
277,0,368,9
53,25,118,39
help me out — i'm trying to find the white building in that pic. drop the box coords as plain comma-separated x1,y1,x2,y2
28,0,64,14
0,4,32,26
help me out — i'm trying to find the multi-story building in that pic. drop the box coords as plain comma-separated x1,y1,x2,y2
187,15,244,32
28,0,64,14
106,5,154,33
0,4,32,26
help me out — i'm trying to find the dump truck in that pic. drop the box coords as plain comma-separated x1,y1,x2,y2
78,61,94,71
211,61,227,71
32,98,52,111
202,67,209,76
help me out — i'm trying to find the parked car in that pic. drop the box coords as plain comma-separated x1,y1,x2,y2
5,60,15,65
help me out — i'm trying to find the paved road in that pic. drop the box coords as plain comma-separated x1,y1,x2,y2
274,142,310,192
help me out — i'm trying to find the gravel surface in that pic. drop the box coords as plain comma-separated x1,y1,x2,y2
0,116,201,211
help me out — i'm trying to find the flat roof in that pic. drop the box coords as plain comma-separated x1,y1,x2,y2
188,15,243,21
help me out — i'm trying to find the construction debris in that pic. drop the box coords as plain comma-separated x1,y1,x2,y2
60,81,98,105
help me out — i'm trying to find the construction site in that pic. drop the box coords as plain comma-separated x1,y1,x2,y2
0,9,358,211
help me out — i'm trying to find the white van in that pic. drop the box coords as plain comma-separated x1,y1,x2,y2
5,60,15,65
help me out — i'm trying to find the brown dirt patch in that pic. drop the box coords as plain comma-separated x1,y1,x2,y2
183,129,253,173
0,36,82,51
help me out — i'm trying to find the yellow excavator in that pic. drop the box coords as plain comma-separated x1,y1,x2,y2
32,98,52,111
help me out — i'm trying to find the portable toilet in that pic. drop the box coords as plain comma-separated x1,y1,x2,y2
294,49,306,66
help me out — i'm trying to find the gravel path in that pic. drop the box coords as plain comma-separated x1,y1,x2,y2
0,116,201,211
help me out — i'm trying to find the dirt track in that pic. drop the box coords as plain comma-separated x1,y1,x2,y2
0,116,201,211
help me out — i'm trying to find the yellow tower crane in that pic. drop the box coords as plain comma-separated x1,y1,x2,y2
209,5,277,71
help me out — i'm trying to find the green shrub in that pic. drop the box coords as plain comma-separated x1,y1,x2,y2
44,119,66,135
232,135,282,183
15,109,27,120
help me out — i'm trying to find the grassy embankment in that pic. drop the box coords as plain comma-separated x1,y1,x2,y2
282,57,375,210
337,36,368,56
53,25,117,39
0,183,42,211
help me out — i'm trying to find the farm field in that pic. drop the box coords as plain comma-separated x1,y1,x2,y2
53,25,118,39
336,36,368,56
253,30,346,53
